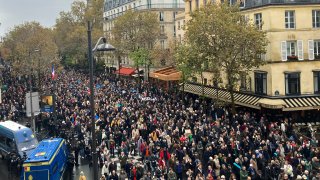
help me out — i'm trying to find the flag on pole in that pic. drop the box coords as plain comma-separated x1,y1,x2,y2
51,64,55,80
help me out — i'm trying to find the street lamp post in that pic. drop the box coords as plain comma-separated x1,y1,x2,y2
87,21,115,180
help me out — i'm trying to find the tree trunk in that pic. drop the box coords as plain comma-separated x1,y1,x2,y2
118,55,121,78
38,70,41,90
227,75,236,115
137,65,141,92
215,80,219,107
229,86,236,115
147,63,150,81
201,73,204,96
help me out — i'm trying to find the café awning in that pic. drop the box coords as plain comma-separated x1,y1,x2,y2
114,67,136,76
282,96,320,111
149,66,181,81
257,98,286,109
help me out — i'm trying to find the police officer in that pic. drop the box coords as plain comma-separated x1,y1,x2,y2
74,142,80,166
66,153,75,180
9,153,19,177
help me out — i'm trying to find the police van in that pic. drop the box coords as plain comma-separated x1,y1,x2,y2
0,120,38,159
21,138,68,180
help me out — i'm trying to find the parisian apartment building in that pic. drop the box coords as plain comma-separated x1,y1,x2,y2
103,0,185,68
181,0,320,120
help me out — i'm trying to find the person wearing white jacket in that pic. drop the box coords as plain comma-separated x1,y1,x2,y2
283,160,294,178
101,161,109,178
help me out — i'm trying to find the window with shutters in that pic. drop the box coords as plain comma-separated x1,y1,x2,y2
189,1,192,13
314,40,320,59
286,41,298,60
285,11,295,29
312,10,320,28
285,73,300,95
254,13,262,30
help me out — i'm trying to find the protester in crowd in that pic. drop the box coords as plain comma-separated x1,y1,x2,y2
1,63,319,180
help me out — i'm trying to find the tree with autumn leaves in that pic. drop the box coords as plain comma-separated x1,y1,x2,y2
54,0,104,68
110,10,160,69
175,3,268,114
111,10,160,86
1,22,59,86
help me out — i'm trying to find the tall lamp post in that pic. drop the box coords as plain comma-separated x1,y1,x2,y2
87,21,115,180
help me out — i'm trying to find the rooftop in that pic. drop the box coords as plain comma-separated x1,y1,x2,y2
24,138,64,163
240,0,320,10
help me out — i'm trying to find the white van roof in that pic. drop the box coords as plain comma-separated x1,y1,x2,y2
0,120,28,131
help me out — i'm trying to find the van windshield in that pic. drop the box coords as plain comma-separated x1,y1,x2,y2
17,138,38,152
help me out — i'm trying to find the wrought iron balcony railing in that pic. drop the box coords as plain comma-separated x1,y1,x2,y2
240,0,320,9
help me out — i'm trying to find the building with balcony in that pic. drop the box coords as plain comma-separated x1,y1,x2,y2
175,11,185,43
181,0,320,121
103,0,185,69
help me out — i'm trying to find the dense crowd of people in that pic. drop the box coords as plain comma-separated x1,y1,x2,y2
0,61,319,180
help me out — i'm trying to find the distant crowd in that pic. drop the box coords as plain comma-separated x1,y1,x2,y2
0,61,319,180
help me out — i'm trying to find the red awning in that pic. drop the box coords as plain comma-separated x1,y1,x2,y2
114,67,136,76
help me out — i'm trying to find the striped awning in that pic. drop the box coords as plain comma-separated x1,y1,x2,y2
183,83,261,109
257,98,286,109
283,97,320,111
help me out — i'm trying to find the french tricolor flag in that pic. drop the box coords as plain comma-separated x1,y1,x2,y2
51,64,55,80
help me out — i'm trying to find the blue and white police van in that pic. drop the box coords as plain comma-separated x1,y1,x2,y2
0,120,38,159
21,138,68,180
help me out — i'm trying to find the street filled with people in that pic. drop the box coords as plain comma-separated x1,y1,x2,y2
0,62,319,180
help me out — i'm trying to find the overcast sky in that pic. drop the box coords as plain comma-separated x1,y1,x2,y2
0,0,74,36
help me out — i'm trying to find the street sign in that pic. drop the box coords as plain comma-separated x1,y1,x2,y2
40,95,54,113
26,92,40,117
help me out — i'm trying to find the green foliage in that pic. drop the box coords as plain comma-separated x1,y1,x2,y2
175,44,198,82
129,48,149,67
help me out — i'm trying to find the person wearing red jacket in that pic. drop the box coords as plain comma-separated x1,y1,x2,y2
131,165,137,180
159,147,171,166
158,157,166,170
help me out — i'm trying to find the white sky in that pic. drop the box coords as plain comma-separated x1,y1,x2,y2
0,0,74,36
